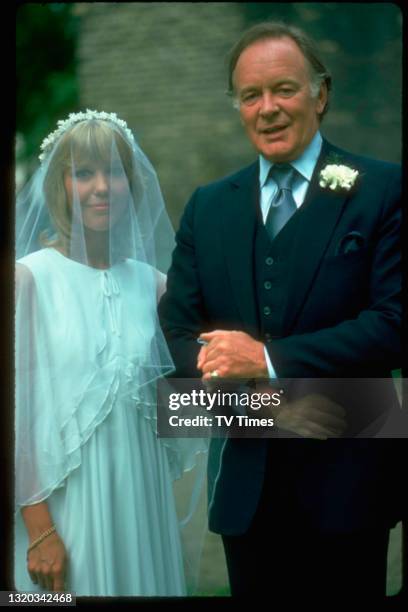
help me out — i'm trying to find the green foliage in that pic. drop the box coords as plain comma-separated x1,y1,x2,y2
16,3,80,164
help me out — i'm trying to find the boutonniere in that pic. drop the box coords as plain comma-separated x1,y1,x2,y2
319,163,359,192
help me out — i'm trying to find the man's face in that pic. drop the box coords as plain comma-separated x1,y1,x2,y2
233,36,327,163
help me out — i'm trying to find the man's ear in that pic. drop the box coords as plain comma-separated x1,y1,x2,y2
316,81,328,116
236,104,245,127
232,96,243,122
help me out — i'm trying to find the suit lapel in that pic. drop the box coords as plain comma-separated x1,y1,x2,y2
220,142,354,336
221,162,259,332
282,140,352,333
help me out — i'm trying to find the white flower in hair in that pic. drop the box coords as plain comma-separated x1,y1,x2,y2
319,164,359,192
38,109,136,162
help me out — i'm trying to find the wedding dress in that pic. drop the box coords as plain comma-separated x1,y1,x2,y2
14,248,200,596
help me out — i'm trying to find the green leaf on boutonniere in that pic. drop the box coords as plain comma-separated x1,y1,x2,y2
324,152,343,166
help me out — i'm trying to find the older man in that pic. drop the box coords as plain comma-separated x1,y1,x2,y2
159,22,404,600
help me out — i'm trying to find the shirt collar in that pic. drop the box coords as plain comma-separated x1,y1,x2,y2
259,131,323,187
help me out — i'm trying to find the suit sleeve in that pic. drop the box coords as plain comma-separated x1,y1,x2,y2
267,167,402,378
158,189,206,377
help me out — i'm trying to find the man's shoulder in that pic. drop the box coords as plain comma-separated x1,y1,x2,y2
179,161,259,228
195,161,259,197
323,141,400,177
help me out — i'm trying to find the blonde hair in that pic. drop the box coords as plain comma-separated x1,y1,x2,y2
41,120,134,249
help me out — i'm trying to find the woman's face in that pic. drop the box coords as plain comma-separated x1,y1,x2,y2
63,159,130,232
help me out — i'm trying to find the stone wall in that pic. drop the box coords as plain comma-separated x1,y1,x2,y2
77,2,247,225
76,3,402,225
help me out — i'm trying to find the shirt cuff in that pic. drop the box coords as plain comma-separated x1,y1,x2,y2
264,346,278,380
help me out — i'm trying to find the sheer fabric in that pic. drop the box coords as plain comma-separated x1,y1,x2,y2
14,114,208,595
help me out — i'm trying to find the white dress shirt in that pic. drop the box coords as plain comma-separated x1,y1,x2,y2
261,131,323,379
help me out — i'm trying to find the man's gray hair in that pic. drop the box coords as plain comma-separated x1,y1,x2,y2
227,21,332,120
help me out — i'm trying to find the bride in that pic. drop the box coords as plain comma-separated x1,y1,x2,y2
14,110,206,596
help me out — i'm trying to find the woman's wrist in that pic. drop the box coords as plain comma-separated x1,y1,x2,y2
21,502,54,540
26,525,56,555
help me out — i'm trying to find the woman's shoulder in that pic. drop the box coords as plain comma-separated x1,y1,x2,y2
17,248,55,271
119,258,159,277
123,259,166,279
16,249,52,287
16,249,68,294
119,260,166,299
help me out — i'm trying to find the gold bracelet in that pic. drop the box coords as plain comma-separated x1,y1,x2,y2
26,525,56,556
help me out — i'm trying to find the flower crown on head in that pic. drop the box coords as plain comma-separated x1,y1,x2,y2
38,109,135,163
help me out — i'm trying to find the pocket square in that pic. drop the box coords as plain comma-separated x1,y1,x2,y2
335,231,365,256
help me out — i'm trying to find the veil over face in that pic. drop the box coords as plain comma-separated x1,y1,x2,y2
15,113,208,595
16,117,175,272
15,114,182,507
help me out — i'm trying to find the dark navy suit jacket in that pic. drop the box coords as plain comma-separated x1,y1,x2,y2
158,139,406,535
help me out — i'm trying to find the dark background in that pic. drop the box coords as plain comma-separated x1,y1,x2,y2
16,2,402,227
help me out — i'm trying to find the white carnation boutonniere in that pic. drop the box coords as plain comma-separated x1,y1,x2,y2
319,164,359,192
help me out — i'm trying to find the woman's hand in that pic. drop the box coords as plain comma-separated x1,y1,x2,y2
26,531,68,592
21,502,68,592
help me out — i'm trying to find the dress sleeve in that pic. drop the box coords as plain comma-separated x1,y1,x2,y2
155,269,167,302
15,260,130,509
15,262,52,507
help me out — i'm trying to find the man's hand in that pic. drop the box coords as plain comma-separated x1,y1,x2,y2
273,393,347,440
197,330,268,380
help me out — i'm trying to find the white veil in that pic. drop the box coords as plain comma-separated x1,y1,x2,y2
15,111,208,594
